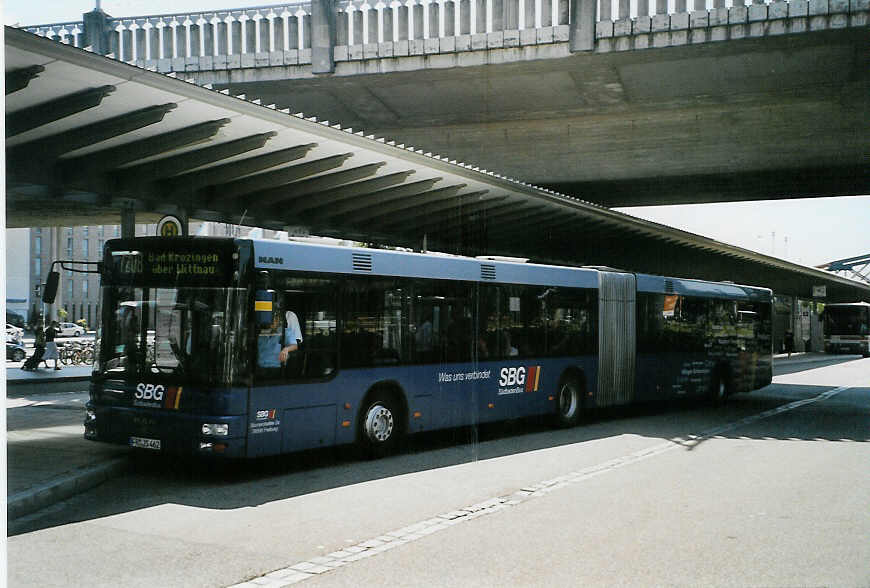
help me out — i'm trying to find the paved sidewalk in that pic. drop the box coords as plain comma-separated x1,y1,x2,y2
772,351,853,364
6,369,130,521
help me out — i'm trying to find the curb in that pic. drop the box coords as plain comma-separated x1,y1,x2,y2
6,379,93,397
7,375,91,386
774,354,856,365
8,456,131,520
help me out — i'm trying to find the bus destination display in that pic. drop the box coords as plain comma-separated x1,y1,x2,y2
107,246,231,284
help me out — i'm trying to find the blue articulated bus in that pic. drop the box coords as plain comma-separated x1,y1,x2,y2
84,237,772,458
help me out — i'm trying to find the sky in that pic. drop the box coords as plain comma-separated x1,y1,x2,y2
4,1,245,26
5,1,869,269
614,196,870,268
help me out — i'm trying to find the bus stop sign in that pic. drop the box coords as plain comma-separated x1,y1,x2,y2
157,215,184,237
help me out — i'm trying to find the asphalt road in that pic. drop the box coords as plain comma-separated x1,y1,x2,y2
8,357,870,588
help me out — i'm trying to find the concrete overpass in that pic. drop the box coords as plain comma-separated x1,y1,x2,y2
22,0,870,206
5,26,870,305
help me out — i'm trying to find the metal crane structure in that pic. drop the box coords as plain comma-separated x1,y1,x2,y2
816,254,870,285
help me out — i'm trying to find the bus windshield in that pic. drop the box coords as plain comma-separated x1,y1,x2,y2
825,306,869,336
98,286,249,385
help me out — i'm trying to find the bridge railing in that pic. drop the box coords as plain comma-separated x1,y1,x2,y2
24,21,85,47
23,4,313,63
20,0,865,68
335,0,570,44
601,0,782,20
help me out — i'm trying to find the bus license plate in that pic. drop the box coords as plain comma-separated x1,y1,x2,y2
129,436,161,450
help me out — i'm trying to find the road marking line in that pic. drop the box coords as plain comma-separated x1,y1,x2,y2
228,385,851,588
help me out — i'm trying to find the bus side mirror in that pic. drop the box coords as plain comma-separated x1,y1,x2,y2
42,271,60,304
255,290,275,326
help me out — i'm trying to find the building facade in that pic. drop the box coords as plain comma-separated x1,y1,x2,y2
27,224,130,330
5,228,31,325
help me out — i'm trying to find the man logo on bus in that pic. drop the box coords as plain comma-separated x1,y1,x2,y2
498,366,541,392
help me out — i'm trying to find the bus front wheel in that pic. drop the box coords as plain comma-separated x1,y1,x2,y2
554,375,583,428
359,394,403,457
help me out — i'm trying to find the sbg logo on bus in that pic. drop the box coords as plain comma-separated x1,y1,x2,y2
135,383,164,401
498,366,542,392
134,383,184,409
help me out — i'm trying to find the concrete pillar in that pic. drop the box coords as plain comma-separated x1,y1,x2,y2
121,206,136,239
569,0,596,52
311,0,336,74
48,227,61,322
177,209,190,236
83,8,113,55
810,301,822,352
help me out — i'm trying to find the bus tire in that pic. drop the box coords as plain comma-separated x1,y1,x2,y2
554,374,583,428
711,368,730,405
358,391,404,458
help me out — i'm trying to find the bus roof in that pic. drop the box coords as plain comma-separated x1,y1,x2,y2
250,238,772,299
250,238,601,288
635,273,771,301
105,236,773,298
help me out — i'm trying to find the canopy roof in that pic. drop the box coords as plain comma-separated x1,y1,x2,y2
6,26,869,303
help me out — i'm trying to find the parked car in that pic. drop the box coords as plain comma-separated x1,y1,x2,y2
57,322,86,337
6,323,24,343
6,341,26,362
6,311,25,328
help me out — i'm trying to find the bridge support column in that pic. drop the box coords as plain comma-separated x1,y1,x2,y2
176,209,190,237
569,0,597,52
121,206,135,239
311,0,336,74
82,8,113,56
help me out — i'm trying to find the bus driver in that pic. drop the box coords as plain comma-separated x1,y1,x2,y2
258,310,303,368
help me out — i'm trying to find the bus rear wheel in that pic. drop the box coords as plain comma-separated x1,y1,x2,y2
554,375,582,428
711,369,730,405
359,394,402,458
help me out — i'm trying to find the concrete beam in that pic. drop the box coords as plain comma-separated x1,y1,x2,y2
82,9,113,56
548,164,870,207
121,205,135,239
570,0,598,51
311,0,336,74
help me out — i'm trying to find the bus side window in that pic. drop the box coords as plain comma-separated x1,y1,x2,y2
342,279,410,368
281,281,337,379
477,285,500,360
254,278,337,380
413,286,441,364
546,289,596,357
410,279,473,364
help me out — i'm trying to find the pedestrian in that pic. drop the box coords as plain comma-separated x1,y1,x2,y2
22,322,46,370
43,320,62,370
784,328,794,358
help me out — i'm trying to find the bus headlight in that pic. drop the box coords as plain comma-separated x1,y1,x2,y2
201,423,228,436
